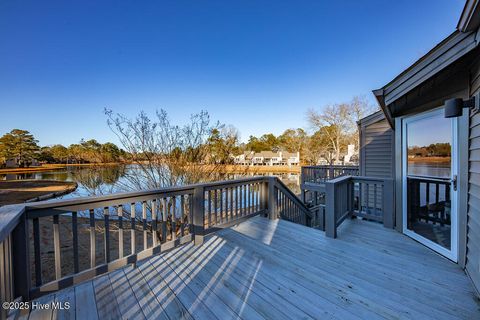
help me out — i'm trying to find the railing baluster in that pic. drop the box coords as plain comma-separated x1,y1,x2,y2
189,193,194,234
130,203,136,254
53,214,61,280
104,207,110,263
224,188,229,222
208,190,212,228
152,199,158,246
71,211,79,274
180,196,185,237
214,189,218,225
426,182,430,205
244,184,247,215
374,184,378,217
33,217,42,286
117,205,124,258
142,201,148,250
172,197,177,241
220,188,224,224
162,198,168,243
237,185,240,217
89,209,96,269
229,188,233,220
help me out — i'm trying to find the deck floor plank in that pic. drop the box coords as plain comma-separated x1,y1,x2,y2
241,217,477,301
27,293,55,320
232,218,478,319
136,258,194,320
93,273,121,320
124,264,170,320
162,242,269,320
156,247,247,320
52,286,75,320
108,268,145,320
31,216,480,320
164,240,311,320
175,235,354,320
74,282,98,320
147,255,219,320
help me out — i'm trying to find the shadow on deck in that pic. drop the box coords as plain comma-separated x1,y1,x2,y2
23,216,480,320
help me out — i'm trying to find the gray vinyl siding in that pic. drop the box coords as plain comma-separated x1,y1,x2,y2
466,57,480,294
359,115,394,178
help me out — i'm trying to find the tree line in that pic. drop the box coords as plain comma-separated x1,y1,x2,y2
0,95,376,169
242,96,377,164
0,129,126,167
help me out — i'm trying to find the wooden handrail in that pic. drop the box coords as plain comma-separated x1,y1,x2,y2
0,175,311,309
272,178,314,226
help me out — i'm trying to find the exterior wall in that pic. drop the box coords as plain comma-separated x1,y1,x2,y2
359,113,395,178
466,57,480,294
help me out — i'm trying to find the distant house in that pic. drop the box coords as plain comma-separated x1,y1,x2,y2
233,151,300,166
342,144,357,164
5,157,40,168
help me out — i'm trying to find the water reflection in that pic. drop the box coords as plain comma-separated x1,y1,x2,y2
0,165,301,197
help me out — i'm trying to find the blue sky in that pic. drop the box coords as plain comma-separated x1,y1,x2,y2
0,0,465,146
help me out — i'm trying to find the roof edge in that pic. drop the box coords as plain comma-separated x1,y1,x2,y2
372,88,394,129
458,0,480,32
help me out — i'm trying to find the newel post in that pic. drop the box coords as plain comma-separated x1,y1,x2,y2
12,210,31,300
325,180,337,238
382,179,395,229
193,186,205,245
267,177,277,220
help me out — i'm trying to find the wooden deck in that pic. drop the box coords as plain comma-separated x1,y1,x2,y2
21,216,480,320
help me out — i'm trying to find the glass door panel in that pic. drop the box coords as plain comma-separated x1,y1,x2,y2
403,109,456,257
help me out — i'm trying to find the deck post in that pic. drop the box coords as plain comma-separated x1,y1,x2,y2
267,177,277,220
193,186,205,245
261,180,268,216
300,167,306,204
11,212,31,300
382,179,394,229
325,180,336,238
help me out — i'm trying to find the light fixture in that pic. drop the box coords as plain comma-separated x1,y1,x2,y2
444,93,479,118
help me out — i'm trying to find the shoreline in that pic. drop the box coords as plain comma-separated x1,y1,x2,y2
0,163,302,175
0,162,126,174
0,180,78,206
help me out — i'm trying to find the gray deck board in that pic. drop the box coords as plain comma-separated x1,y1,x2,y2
108,268,145,320
74,282,98,320
25,216,480,320
93,273,121,320
52,287,75,320
136,258,193,320
232,218,477,319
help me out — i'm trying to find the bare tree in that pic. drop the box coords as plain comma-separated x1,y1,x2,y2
307,95,377,163
105,109,225,191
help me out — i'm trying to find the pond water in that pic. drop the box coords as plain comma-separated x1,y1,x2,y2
407,161,451,179
0,165,301,199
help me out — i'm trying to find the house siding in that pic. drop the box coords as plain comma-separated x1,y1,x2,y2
359,115,394,178
466,57,480,294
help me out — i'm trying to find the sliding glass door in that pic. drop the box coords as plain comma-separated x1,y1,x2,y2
402,108,458,261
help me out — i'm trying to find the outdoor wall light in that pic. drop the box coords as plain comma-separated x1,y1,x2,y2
444,93,479,118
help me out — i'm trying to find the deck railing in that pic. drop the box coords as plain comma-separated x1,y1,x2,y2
301,165,359,184
324,176,394,238
0,176,311,312
300,165,359,206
